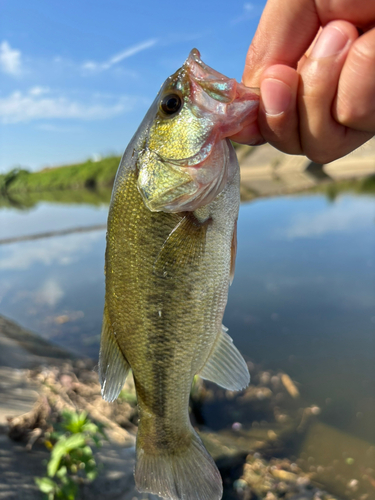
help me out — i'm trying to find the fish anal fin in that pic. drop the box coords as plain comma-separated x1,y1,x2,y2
230,219,237,285
98,306,130,402
153,213,211,279
199,325,250,391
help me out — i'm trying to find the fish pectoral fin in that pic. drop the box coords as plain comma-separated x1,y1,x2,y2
153,213,211,279
98,307,130,402
199,325,250,391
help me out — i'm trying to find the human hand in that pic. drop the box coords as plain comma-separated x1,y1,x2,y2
232,0,375,163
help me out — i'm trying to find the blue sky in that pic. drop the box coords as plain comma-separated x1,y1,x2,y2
0,0,266,172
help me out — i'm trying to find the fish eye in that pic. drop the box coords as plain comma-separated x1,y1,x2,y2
160,93,182,116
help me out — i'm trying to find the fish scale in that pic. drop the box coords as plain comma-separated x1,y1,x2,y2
99,48,259,500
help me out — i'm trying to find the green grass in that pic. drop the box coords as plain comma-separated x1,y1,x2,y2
0,187,113,210
308,174,375,200
1,152,373,210
0,155,121,195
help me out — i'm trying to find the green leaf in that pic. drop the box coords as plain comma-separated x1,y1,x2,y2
82,445,92,456
61,478,78,500
48,434,86,477
92,436,100,447
35,477,57,494
119,389,137,405
56,466,67,478
86,470,97,481
82,422,98,434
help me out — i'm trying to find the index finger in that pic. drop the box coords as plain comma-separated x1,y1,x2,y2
244,0,375,87
243,0,320,86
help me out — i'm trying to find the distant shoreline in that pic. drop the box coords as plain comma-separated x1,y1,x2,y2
0,155,121,195
1,140,375,204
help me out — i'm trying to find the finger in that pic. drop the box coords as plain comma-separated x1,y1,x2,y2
243,0,375,88
315,0,375,29
256,65,301,154
243,0,319,87
334,27,375,132
298,21,372,163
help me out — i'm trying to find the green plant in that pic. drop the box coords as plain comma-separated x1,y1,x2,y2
35,410,106,500
3,155,121,194
118,387,137,405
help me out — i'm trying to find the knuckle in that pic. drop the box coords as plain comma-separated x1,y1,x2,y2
352,34,375,64
306,151,335,165
335,94,360,126
336,84,375,131
304,141,343,164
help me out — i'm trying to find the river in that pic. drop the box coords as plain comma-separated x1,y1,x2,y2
0,186,374,497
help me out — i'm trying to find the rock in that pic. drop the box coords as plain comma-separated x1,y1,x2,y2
281,374,300,399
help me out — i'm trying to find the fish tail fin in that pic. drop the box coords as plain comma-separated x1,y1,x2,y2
134,426,222,500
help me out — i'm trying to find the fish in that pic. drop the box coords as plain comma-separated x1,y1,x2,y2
98,48,259,500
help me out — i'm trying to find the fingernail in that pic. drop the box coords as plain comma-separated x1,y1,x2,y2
261,79,292,116
311,25,348,59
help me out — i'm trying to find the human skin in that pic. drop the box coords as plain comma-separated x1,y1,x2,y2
231,0,375,164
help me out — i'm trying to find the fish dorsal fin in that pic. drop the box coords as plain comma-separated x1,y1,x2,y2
199,326,250,391
98,307,130,402
230,219,237,285
153,213,211,279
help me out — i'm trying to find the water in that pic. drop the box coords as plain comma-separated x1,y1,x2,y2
0,189,374,495
228,194,375,444
0,201,109,354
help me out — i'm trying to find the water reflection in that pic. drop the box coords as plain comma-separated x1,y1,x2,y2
226,194,375,445
0,202,108,356
0,188,374,497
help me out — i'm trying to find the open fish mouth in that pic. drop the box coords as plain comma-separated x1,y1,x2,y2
136,48,259,213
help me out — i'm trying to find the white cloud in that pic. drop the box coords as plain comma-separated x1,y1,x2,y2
0,231,103,270
231,3,257,25
244,2,255,12
0,41,22,75
279,197,375,239
36,123,83,132
83,38,158,72
35,278,65,307
29,86,50,96
0,87,131,123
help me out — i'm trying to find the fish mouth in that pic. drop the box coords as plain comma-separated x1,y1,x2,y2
149,134,216,169
186,48,260,106
137,49,260,213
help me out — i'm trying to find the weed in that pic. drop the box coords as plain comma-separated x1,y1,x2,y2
35,409,106,500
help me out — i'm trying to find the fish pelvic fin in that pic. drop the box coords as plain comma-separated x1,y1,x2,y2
98,306,130,402
134,426,222,500
199,325,250,391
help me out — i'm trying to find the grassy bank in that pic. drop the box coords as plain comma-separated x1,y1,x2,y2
0,155,121,195
0,144,249,196
308,173,375,199
0,187,113,210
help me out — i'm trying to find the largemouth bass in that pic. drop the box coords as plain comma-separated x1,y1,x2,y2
99,49,259,500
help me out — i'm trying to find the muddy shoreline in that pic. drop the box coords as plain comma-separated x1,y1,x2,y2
1,315,372,499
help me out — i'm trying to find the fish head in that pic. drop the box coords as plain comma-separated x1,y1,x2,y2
137,48,259,212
